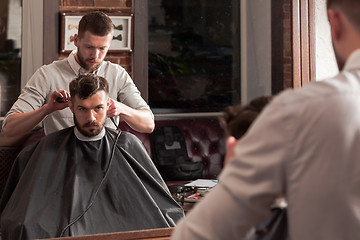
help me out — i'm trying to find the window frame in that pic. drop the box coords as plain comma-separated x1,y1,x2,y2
292,0,316,87
133,0,288,118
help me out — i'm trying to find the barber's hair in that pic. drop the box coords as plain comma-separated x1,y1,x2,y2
219,96,272,140
78,11,114,38
327,0,360,33
69,74,109,100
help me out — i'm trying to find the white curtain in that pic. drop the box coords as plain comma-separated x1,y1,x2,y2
7,0,22,50
241,0,271,103
21,0,43,89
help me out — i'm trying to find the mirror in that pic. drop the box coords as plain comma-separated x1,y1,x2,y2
0,0,291,237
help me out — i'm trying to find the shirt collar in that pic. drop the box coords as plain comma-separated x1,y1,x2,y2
343,49,360,71
74,127,106,142
67,49,102,75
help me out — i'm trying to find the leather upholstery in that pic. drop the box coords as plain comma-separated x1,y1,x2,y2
119,118,226,179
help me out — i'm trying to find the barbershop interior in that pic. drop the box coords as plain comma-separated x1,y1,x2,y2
0,0,348,239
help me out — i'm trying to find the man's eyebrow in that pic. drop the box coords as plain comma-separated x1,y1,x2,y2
76,104,87,109
77,104,105,108
84,43,108,49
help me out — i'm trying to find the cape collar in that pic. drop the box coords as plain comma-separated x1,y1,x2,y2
74,127,105,141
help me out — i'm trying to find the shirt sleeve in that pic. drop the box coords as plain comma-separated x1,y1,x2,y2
171,95,293,240
115,66,154,118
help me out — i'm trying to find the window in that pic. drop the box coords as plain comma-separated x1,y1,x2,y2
148,0,240,114
0,0,22,117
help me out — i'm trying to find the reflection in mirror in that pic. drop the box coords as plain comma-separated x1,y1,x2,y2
148,0,241,114
148,0,273,115
0,0,21,117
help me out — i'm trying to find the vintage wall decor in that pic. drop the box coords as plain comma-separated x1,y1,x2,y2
60,12,132,53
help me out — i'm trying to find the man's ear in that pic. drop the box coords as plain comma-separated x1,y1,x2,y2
74,34,79,48
328,9,342,42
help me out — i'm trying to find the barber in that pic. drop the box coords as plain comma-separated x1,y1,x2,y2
2,11,154,137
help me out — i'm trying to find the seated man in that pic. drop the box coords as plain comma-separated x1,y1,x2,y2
219,96,288,240
219,96,273,166
0,74,184,240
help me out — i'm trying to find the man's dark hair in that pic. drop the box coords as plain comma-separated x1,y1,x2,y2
327,0,360,33
219,96,272,140
69,74,109,100
78,11,114,38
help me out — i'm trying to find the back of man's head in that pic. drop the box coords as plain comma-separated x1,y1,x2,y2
219,96,272,140
78,11,114,38
69,74,109,101
327,0,360,33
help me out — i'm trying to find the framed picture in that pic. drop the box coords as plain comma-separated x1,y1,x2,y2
60,12,132,53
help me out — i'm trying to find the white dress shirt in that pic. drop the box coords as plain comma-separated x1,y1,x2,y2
172,49,360,240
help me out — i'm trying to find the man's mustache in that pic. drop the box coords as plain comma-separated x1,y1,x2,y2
86,58,100,63
84,121,99,127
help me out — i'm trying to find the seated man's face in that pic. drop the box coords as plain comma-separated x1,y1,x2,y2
70,90,109,137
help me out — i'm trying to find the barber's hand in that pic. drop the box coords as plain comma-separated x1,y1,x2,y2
47,90,71,111
107,98,122,118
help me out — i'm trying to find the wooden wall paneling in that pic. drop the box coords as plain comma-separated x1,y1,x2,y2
133,0,148,102
300,0,310,85
308,0,316,81
292,0,302,89
43,1,59,65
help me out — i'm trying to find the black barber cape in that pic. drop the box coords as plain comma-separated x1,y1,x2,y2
0,127,184,240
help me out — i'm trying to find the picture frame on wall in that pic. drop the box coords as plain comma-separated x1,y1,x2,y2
60,12,132,53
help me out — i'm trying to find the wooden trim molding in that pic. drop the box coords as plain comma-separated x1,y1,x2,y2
43,227,174,240
292,0,302,88
308,0,316,81
292,0,316,88
43,1,59,65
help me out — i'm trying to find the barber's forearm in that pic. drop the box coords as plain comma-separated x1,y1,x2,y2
120,109,155,133
2,105,52,137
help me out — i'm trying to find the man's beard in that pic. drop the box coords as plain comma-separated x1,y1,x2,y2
76,49,101,72
74,116,105,137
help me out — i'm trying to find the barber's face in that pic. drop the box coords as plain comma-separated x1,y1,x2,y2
74,30,113,72
70,90,109,137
